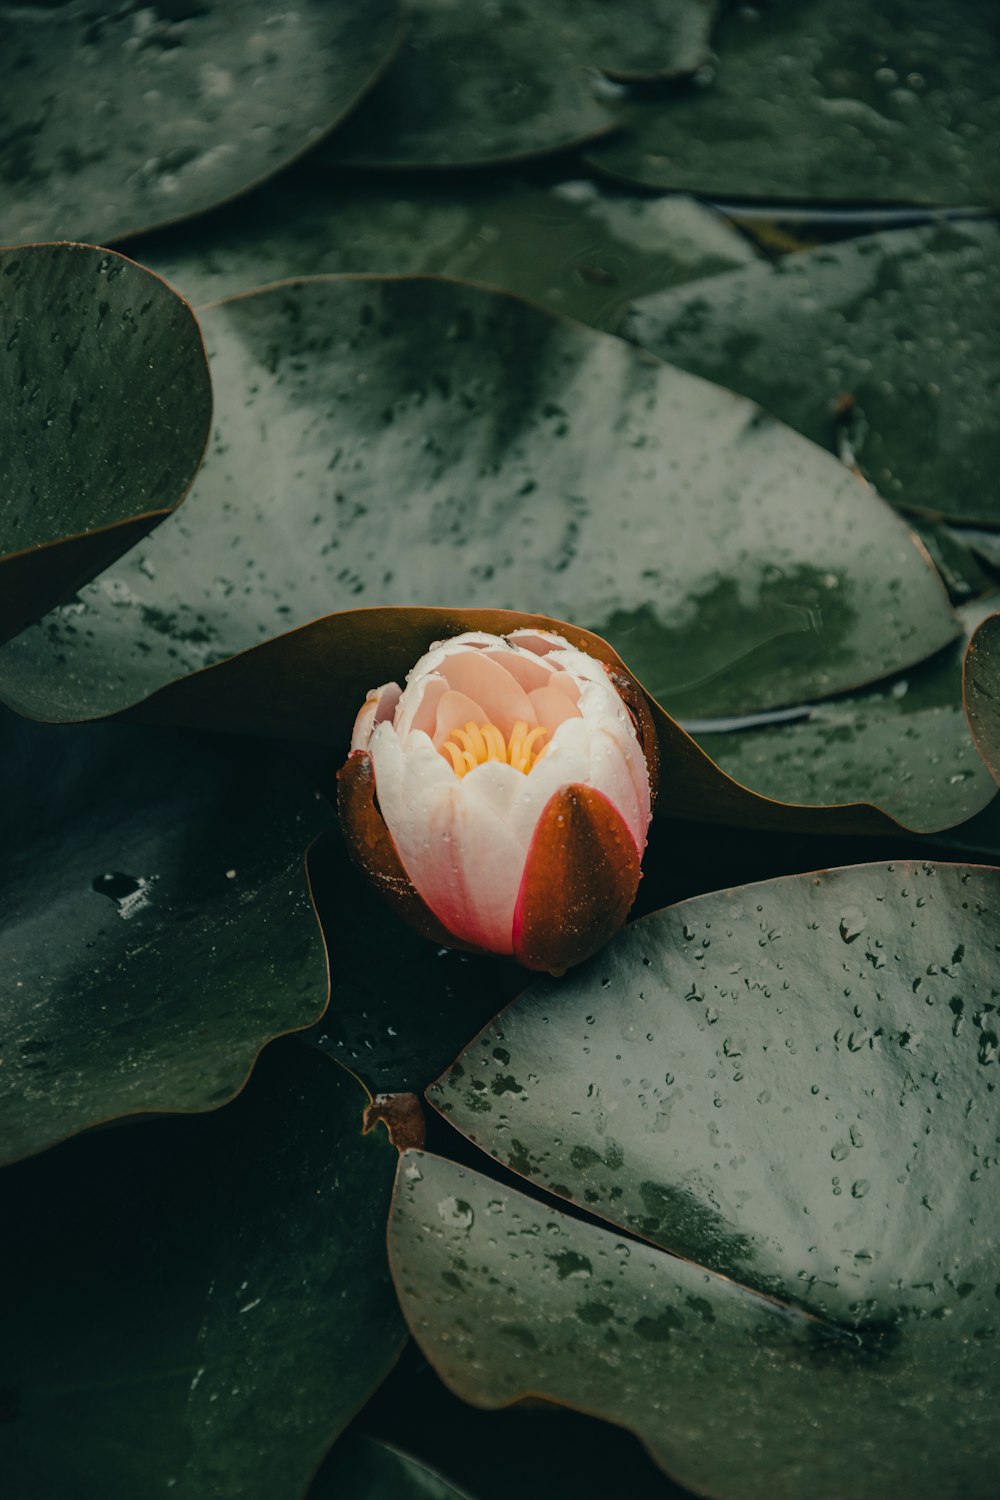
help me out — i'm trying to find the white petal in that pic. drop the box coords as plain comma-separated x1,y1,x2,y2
351,682,401,752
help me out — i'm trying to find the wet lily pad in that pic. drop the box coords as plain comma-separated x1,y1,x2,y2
687,598,1000,831
429,861,1000,1320
964,611,1000,783
0,1043,406,1500
628,220,1000,525
391,1144,999,1500
0,708,332,1166
587,0,1000,206
323,1,714,169
0,277,957,726
1,0,401,244
0,243,211,645
134,174,757,329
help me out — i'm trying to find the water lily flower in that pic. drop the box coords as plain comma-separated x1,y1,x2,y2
337,629,658,974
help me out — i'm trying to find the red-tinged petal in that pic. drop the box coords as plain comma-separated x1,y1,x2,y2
336,750,480,953
512,783,642,977
604,662,660,810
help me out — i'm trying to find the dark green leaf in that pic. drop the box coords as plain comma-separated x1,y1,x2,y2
964,611,1000,783
689,599,999,831
311,1435,472,1500
391,1146,998,1500
0,277,958,725
587,0,1000,206
0,243,211,644
1,1,401,244
133,174,757,329
322,1,715,170
628,220,1000,525
429,861,1000,1320
0,709,332,1166
357,1341,693,1500
0,1043,406,1500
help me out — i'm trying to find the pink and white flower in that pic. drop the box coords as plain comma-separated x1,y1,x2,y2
338,629,657,974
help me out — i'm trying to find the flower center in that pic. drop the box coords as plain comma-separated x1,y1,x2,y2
442,720,549,778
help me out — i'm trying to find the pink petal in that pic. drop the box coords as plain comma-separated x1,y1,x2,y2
432,689,489,748
528,684,583,733
437,650,536,738
506,629,570,658
483,648,553,693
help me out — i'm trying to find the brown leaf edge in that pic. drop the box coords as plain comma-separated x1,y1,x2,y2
114,604,991,838
962,611,1000,786
0,242,213,646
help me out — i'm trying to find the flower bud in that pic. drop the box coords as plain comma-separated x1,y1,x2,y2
337,630,657,975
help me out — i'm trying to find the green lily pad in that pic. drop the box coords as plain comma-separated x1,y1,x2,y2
0,243,212,645
1,1,401,245
322,1,714,170
311,1436,473,1500
0,277,957,726
0,708,333,1166
429,861,1000,1320
964,611,1000,782
133,174,756,329
0,1043,406,1500
627,220,1000,525
587,0,1000,206
688,598,1000,832
390,1145,998,1500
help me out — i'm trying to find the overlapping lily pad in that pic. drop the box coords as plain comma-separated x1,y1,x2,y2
628,220,1000,524
0,1043,406,1500
964,611,1000,783
429,861,1000,1318
688,598,1000,831
0,276,957,727
403,860,1000,1497
390,1145,998,1500
587,0,1000,206
323,2,714,169
0,243,212,644
1,0,401,245
0,708,333,1166
134,175,756,329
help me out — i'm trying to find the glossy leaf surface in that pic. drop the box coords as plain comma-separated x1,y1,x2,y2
0,710,332,1166
0,243,211,644
588,0,1000,206
0,1044,406,1500
1,1,401,245
135,175,756,328
629,221,1000,525
0,277,957,725
691,599,999,831
964,611,1000,783
323,1,713,169
430,861,1000,1322
391,1148,998,1500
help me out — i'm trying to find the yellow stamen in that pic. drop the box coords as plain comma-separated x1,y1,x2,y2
441,719,549,779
